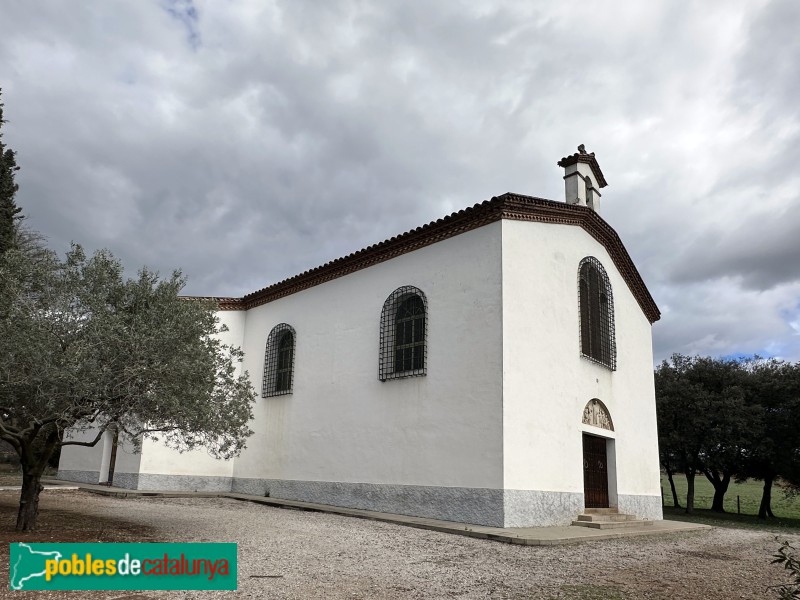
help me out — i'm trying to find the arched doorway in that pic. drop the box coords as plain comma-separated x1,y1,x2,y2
581,399,615,509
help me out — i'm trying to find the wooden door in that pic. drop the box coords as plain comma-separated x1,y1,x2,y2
582,433,609,508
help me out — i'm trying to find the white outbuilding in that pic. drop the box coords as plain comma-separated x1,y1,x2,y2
58,147,663,527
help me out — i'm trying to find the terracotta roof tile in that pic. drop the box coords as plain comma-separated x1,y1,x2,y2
193,194,659,323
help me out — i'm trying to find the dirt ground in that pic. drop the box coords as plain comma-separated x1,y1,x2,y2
0,488,797,599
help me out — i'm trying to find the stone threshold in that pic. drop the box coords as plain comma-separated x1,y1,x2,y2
42,478,711,546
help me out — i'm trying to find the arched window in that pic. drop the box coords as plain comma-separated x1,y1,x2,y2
578,257,616,370
379,286,427,381
263,323,296,397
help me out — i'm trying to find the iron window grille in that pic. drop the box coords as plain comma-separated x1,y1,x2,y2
379,286,427,381
263,323,296,397
578,257,616,370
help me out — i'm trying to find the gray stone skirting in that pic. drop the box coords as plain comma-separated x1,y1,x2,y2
56,471,664,527
57,470,100,485
111,472,140,490
231,480,664,527
504,489,585,527
232,479,599,528
617,494,663,521
267,479,507,527
231,477,269,496
57,470,231,492
135,473,233,492
57,469,140,490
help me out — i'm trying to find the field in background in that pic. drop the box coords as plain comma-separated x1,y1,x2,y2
661,473,800,519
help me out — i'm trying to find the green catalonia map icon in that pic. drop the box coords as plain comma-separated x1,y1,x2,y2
10,543,63,591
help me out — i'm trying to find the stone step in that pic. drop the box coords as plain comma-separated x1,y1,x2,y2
571,519,654,529
583,507,620,515
576,513,636,522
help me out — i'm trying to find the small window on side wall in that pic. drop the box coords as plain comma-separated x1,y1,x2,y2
578,257,616,370
379,286,427,381
263,323,296,397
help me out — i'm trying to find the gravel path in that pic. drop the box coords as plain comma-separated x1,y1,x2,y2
1,490,796,599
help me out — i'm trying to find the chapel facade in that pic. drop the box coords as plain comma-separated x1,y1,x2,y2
58,147,663,527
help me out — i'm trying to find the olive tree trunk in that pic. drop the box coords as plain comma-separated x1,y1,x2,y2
16,470,44,532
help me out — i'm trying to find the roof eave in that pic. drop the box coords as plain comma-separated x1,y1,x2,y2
192,194,659,323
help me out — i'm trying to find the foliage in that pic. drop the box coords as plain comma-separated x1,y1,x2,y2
13,224,50,264
0,244,256,529
656,354,800,517
655,354,756,513
661,474,800,521
770,539,800,599
742,358,800,518
0,88,23,255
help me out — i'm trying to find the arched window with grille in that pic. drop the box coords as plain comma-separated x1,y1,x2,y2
263,323,296,397
578,257,616,370
379,286,427,381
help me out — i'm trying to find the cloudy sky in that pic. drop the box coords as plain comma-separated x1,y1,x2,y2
1,0,798,363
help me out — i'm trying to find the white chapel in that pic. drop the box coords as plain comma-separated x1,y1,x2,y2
59,147,663,527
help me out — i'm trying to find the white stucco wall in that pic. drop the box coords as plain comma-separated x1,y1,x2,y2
59,426,142,478
136,439,234,478
59,428,106,473
60,423,235,483
58,211,661,520
59,309,248,484
500,219,661,500
134,309,247,479
232,222,505,489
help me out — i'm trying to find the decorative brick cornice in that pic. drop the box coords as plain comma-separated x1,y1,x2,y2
499,194,659,322
180,296,244,311
196,194,660,323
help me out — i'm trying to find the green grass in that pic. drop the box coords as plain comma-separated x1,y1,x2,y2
661,473,800,530
663,506,800,532
661,473,800,518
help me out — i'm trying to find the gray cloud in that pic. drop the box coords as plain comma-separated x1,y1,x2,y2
1,0,799,362
668,204,800,289
732,0,800,120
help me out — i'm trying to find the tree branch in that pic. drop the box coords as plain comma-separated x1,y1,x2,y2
0,419,23,441
59,428,105,448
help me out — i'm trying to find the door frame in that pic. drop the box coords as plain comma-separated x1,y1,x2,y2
581,431,618,509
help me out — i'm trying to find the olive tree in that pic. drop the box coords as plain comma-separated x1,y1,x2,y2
0,244,256,531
